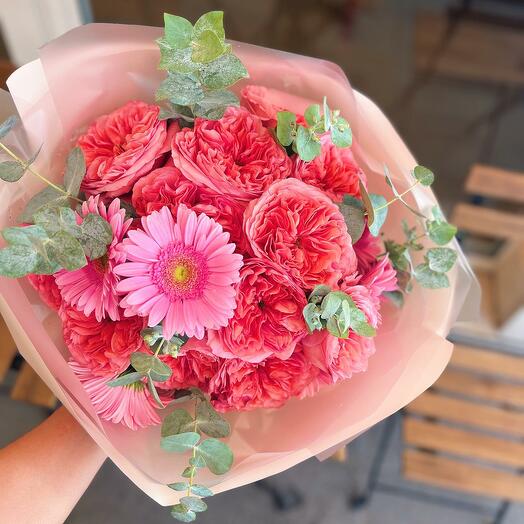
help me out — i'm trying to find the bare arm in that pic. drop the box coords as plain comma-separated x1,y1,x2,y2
0,406,106,524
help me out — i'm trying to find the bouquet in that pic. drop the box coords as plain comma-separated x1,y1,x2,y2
0,12,476,522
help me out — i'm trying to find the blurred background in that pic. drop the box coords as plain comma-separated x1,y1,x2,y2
0,1,523,523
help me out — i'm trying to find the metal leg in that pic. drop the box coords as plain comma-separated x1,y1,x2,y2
254,479,303,511
492,501,511,524
348,412,399,509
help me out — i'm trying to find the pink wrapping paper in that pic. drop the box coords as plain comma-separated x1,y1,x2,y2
0,23,478,505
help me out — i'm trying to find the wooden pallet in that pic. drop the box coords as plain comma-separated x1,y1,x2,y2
0,315,56,409
451,163,524,327
403,344,524,503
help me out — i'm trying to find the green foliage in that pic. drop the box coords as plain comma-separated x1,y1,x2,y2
427,247,457,273
303,287,376,338
413,165,434,186
275,96,352,161
19,186,70,223
171,504,197,522
63,147,86,197
368,194,388,237
163,391,232,521
141,326,189,357
156,11,248,122
427,206,457,246
106,371,143,387
130,352,172,382
0,146,41,183
414,263,450,289
0,115,18,139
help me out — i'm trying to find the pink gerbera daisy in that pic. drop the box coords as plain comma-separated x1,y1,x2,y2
69,360,162,430
55,196,132,321
114,205,243,340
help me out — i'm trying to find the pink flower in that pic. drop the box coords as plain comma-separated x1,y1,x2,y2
359,255,398,300
240,85,280,127
78,101,176,198
60,306,146,377
293,138,365,202
27,274,62,310
159,338,220,390
208,352,316,412
69,360,161,430
171,106,292,201
55,196,131,321
353,227,383,275
207,259,307,363
132,164,247,249
244,178,356,289
114,205,243,340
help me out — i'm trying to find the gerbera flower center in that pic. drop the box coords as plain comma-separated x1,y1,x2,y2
152,242,209,301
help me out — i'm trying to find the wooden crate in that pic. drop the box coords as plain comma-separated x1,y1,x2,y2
0,315,56,409
452,164,524,327
403,344,524,503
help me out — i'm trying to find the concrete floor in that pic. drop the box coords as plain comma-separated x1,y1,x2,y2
2,0,524,523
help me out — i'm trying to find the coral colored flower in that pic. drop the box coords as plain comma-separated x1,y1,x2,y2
132,164,247,249
208,352,316,412
171,106,292,201
27,274,62,310
293,138,365,202
78,101,176,198
55,196,132,321
159,338,220,390
60,306,146,377
114,205,243,340
207,259,307,363
240,85,280,127
358,255,398,300
353,227,383,275
69,360,161,430
244,178,356,289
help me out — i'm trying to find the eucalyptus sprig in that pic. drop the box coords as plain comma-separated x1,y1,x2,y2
303,285,376,338
156,11,249,122
276,97,352,161
163,390,233,522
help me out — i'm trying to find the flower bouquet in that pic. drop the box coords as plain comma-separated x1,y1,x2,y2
0,11,477,522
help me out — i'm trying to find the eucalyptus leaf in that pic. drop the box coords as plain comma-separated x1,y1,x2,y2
426,247,457,273
427,219,457,246
304,104,321,126
331,117,352,148
200,53,248,90
383,290,404,307
189,454,206,468
338,195,365,243
34,207,81,237
171,504,196,523
413,165,434,186
181,496,207,513
168,482,190,492
158,44,197,74
193,90,239,120
64,147,86,197
320,292,343,320
2,224,48,247
161,408,194,438
193,10,225,40
19,185,69,223
130,352,172,382
295,126,321,161
191,30,226,64
107,372,143,387
276,111,296,147
79,213,113,259
195,400,231,438
0,115,19,139
182,466,195,478
368,194,388,236
47,230,86,271
147,376,165,408
0,161,24,182
190,485,213,498
308,284,331,304
348,307,376,337
303,303,322,332
414,263,450,289
0,244,38,278
164,13,193,48
161,432,200,453
196,438,233,475
358,181,374,226
156,72,204,106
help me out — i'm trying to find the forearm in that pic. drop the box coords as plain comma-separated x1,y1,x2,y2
0,406,106,524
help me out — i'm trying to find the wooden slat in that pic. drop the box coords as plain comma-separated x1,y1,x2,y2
0,316,17,382
404,418,524,468
452,203,524,239
403,449,524,502
415,13,524,86
435,368,524,408
10,361,56,409
466,164,524,204
451,345,524,381
406,391,524,437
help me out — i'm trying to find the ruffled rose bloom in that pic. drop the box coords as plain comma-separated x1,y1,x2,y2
353,227,383,275
60,306,146,377
159,339,220,391
171,106,292,201
293,138,365,202
240,85,280,127
132,163,247,248
27,274,62,310
208,352,316,412
358,255,398,301
78,101,176,198
207,259,307,363
244,178,357,289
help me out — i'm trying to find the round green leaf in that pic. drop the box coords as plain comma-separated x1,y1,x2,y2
193,11,225,40
304,104,321,126
200,53,248,90
181,496,208,513
0,115,19,139
190,485,214,498
338,195,365,243
413,165,434,186
331,117,352,148
414,263,450,289
130,352,172,382
195,400,231,438
47,230,86,271
64,147,86,198
196,438,233,475
0,161,25,182
276,111,296,147
106,372,143,388
164,13,193,48
0,244,38,278
427,220,457,246
171,504,196,523
168,482,190,492
161,432,200,453
368,194,388,236
427,247,457,273
19,186,69,223
296,125,321,161
191,30,225,64
161,408,194,438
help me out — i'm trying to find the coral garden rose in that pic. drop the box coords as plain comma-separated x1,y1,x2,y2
132,163,247,248
208,352,316,412
27,274,62,310
240,85,280,127
171,106,292,201
293,138,365,202
244,178,357,289
207,258,307,363
78,101,175,198
60,306,146,377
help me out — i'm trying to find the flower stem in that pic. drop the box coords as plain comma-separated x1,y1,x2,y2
187,398,199,497
0,141,82,203
373,180,420,213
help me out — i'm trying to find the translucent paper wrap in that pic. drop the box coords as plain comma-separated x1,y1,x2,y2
0,24,479,505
